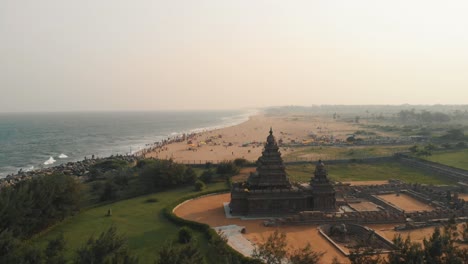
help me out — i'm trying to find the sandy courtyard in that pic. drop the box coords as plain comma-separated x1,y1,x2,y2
174,193,350,263
377,193,434,212
174,192,468,263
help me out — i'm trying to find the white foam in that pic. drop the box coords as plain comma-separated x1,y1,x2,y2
44,156,56,165
25,166,34,172
58,153,68,159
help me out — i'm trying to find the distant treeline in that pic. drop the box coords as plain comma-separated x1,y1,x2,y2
397,109,451,123
265,105,468,118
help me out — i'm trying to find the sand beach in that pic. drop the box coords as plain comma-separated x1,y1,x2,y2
144,113,358,163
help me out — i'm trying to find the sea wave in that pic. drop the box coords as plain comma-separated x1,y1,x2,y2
44,156,56,165
58,153,68,159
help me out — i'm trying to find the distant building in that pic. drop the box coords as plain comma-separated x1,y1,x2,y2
230,128,336,216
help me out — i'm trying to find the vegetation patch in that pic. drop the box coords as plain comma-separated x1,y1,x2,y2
286,161,456,185
144,197,158,203
422,149,468,170
284,145,409,161
32,182,227,263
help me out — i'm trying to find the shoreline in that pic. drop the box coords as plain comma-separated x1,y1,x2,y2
0,110,259,184
142,113,358,163
0,111,361,187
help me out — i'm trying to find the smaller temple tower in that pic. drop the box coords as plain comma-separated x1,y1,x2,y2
310,160,336,211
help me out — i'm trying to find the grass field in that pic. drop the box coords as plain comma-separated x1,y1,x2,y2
32,182,228,263
286,161,456,185
283,145,410,161
423,149,468,170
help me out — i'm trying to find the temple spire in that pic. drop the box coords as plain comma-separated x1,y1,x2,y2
248,128,290,188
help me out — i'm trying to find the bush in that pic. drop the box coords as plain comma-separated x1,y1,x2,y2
216,161,240,175
178,227,193,244
75,226,138,264
100,181,119,202
234,158,248,167
226,176,232,188
199,169,215,183
204,162,213,169
144,198,158,203
194,180,205,192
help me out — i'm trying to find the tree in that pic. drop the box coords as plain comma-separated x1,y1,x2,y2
74,226,138,264
184,167,197,184
442,129,465,140
199,169,215,184
156,242,204,264
0,173,81,239
178,227,193,244
253,230,324,264
100,180,119,201
409,145,419,153
216,161,240,175
289,243,323,264
138,159,194,192
0,229,21,263
348,247,384,264
45,233,67,264
194,180,205,192
388,235,424,264
252,230,287,264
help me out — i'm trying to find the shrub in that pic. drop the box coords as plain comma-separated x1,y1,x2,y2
204,162,213,169
199,169,215,183
216,161,240,175
194,180,205,192
178,227,193,244
144,198,158,203
234,158,248,167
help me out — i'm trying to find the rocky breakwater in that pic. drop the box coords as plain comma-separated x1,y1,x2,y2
0,155,138,190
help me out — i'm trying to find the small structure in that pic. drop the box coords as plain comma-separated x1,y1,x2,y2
230,128,336,216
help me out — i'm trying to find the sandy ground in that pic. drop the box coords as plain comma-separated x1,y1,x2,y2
377,193,434,212
145,114,358,163
459,193,468,201
175,193,468,263
348,201,381,212
175,193,350,263
344,180,389,186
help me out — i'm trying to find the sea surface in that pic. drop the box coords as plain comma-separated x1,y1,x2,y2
0,110,254,178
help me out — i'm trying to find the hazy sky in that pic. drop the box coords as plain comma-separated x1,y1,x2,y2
1,0,468,112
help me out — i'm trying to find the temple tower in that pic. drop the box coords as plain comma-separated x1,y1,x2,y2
310,160,336,211
248,128,290,188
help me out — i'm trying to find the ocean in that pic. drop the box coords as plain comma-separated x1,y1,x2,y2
0,110,253,178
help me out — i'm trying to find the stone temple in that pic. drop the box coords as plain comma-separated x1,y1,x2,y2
230,128,336,216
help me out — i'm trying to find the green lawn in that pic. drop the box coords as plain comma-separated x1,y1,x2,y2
32,182,227,263
423,149,468,170
286,161,456,185
283,145,410,161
